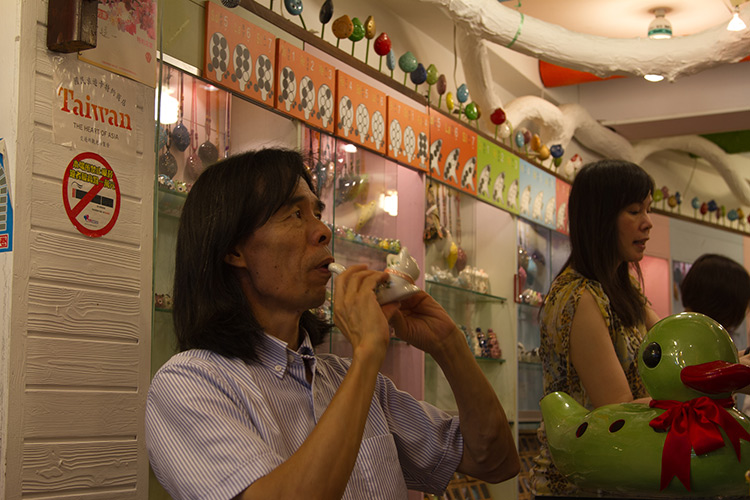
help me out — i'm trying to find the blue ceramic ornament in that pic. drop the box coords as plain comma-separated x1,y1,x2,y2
284,0,302,15
319,0,333,38
171,122,191,152
284,0,307,29
541,313,750,497
691,196,700,210
707,200,718,212
550,144,564,158
386,50,396,74
456,83,469,103
410,63,427,88
514,130,525,148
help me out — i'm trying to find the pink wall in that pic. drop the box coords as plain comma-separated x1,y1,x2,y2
641,213,672,319
641,255,671,319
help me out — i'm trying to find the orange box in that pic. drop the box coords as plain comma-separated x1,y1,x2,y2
204,2,276,106
275,39,336,133
386,97,430,171
428,113,478,194
334,71,387,154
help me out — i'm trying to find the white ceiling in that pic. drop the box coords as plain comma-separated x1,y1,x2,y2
506,0,738,39
381,0,749,144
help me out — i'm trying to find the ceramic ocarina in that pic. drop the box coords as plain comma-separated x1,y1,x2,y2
328,248,421,305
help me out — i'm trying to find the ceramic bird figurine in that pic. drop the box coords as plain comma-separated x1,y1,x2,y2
328,247,420,305
540,313,750,497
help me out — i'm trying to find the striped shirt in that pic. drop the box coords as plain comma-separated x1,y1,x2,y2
145,332,463,500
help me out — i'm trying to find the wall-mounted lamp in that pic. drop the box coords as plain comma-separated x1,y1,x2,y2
727,6,747,31
648,8,673,39
47,0,98,53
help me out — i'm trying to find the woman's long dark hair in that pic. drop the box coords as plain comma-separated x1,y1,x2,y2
561,159,655,327
172,148,331,362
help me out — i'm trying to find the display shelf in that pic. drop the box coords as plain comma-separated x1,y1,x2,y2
332,233,400,255
426,280,507,305
157,186,187,218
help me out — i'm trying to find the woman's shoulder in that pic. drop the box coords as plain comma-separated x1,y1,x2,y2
548,267,609,308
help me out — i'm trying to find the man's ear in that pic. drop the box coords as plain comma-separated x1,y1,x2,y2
223,248,246,268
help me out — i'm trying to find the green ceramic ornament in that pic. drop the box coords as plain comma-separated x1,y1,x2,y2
541,312,750,497
398,51,418,85
464,102,478,121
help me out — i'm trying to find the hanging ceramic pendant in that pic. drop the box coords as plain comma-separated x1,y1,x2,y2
198,85,219,166
159,127,178,179
171,73,191,152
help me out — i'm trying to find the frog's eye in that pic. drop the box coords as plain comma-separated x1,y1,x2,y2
642,342,662,369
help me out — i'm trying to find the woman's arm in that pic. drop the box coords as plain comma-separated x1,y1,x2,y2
569,290,649,407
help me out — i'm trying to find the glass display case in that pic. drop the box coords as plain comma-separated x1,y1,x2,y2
515,219,569,428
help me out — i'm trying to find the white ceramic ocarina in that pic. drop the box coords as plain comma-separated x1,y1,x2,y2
328,247,422,305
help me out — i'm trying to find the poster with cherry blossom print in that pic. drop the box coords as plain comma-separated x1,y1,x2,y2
79,0,157,88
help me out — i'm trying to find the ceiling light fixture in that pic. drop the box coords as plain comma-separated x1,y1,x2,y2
727,6,747,31
644,74,665,82
648,8,673,39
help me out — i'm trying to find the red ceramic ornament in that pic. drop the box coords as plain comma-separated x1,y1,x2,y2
490,108,506,125
374,32,391,56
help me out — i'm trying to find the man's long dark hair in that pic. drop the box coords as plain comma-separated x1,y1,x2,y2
560,159,655,328
172,148,331,362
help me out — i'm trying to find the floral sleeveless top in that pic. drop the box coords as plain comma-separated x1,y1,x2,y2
530,266,648,497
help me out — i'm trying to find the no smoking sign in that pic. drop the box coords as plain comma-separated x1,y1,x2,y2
62,152,121,238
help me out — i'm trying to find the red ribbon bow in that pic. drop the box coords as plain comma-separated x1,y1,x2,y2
649,396,750,491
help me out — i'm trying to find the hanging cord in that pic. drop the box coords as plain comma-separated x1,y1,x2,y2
190,78,198,155
682,154,699,197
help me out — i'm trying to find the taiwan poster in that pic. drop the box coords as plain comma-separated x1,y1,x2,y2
53,59,143,160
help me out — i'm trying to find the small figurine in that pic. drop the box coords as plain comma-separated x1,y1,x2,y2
475,328,486,357
487,329,502,359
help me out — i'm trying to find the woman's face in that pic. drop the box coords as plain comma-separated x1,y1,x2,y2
616,193,653,264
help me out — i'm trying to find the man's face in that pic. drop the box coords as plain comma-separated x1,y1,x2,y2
228,178,333,318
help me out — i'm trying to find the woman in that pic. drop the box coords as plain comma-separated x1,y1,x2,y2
530,159,660,497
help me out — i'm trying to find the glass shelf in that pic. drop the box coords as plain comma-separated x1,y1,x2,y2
426,280,507,304
332,234,399,255
157,186,187,218
476,356,506,364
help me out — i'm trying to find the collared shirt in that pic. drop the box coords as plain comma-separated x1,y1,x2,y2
145,332,463,500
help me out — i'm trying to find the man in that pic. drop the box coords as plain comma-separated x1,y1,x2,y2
145,148,519,499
